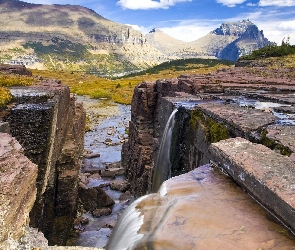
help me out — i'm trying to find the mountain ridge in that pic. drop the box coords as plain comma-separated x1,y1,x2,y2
0,0,270,75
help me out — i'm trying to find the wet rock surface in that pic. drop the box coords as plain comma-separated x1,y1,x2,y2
209,137,295,233
123,66,295,197
108,165,295,249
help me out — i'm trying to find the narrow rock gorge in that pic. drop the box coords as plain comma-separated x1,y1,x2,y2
1,63,295,249
0,65,86,248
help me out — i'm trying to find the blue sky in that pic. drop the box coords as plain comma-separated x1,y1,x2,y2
24,0,295,44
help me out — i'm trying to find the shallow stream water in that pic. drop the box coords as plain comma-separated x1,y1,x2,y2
67,97,133,248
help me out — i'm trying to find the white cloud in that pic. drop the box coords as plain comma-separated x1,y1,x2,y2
216,0,246,7
126,24,151,34
278,20,295,30
117,0,191,10
246,3,257,6
159,20,220,41
259,0,295,7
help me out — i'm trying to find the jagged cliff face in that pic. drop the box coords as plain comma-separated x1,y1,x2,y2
213,20,270,61
145,20,270,61
0,133,38,248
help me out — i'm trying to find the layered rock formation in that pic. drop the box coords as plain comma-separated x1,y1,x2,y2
0,133,44,249
116,63,295,249
122,66,295,197
0,71,86,245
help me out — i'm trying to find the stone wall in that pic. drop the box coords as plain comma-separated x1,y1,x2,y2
122,66,295,197
0,78,86,245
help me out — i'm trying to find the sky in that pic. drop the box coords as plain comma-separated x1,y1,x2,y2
24,0,295,44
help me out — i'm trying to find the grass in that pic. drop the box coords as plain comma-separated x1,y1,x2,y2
1,52,294,107
30,60,233,105
0,86,12,106
240,42,295,61
0,73,35,106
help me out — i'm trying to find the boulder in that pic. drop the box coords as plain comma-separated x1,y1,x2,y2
110,180,130,192
78,186,115,212
92,208,112,218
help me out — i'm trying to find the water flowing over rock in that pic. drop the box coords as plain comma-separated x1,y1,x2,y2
152,109,177,192
123,66,295,197
119,65,295,248
107,165,295,249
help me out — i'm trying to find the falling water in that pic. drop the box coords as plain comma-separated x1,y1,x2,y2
105,195,147,250
152,109,178,193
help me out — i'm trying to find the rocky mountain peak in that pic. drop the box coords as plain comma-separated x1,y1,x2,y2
212,19,255,37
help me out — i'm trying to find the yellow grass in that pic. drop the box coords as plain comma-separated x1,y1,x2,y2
31,64,232,105
0,73,35,106
0,86,12,106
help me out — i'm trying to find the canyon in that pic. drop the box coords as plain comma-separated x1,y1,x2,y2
1,61,295,249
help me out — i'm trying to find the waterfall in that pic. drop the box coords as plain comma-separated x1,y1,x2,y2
105,195,147,250
152,109,177,193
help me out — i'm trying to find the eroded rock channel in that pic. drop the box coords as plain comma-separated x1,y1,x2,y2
1,65,295,249
67,97,133,248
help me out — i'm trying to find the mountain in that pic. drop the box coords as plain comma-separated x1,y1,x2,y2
204,19,270,61
0,0,270,76
0,0,167,75
146,20,270,61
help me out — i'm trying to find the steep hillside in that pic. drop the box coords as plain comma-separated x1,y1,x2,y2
0,1,270,76
145,28,187,57
0,0,166,75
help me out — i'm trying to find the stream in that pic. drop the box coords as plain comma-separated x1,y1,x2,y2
67,96,133,248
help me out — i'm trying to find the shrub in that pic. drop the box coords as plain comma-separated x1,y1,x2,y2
90,89,112,99
0,86,12,106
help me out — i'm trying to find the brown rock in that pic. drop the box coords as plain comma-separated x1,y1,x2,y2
0,64,32,76
108,165,295,249
110,180,130,192
119,191,132,202
92,208,112,218
0,133,38,246
78,185,115,212
95,187,115,208
209,137,295,233
84,153,101,159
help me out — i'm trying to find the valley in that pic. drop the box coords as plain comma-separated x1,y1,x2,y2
0,0,295,249
0,0,269,76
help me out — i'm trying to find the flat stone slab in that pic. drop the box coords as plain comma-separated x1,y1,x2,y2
209,137,295,233
198,102,277,134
